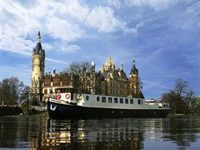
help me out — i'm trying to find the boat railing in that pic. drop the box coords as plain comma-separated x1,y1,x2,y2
145,102,170,108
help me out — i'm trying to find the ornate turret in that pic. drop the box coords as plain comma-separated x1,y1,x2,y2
31,31,45,101
130,59,138,75
129,58,143,98
100,57,116,73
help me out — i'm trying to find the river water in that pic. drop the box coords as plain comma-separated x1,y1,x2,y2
0,114,200,150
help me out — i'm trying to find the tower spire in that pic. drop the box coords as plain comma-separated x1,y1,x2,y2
132,58,136,66
38,31,41,42
121,63,124,70
130,57,138,74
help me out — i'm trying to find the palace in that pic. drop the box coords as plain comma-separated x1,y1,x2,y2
30,32,144,101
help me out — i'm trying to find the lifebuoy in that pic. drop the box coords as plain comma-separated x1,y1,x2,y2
56,94,61,100
65,93,71,99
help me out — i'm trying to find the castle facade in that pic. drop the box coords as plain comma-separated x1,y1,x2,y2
30,33,143,101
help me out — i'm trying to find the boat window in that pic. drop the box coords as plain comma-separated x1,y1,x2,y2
86,95,89,101
97,96,100,102
120,98,123,104
130,99,133,104
138,99,141,104
102,97,106,103
108,97,112,103
114,98,118,103
141,100,143,104
125,99,128,104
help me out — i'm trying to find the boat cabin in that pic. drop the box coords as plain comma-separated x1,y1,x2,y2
54,88,77,102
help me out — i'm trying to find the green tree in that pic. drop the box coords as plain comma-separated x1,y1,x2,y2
0,77,28,106
0,77,21,105
191,97,200,114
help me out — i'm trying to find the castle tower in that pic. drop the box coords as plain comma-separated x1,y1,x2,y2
31,31,45,101
129,59,140,97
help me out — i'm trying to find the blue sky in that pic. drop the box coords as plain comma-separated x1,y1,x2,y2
0,0,199,99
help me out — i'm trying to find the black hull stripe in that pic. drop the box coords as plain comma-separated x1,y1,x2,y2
47,101,170,119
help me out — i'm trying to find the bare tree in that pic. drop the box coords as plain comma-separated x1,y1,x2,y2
64,61,92,75
63,61,93,92
161,79,195,114
174,79,188,97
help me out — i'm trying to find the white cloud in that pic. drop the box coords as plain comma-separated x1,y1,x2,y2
128,0,176,10
46,58,69,65
58,0,89,22
0,0,85,55
85,6,137,33
0,27,33,55
49,41,80,53
107,0,121,8
60,44,80,52
85,6,118,32
46,17,84,41
0,0,138,57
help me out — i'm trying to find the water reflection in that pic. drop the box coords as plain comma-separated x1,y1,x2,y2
40,119,144,149
0,115,46,148
0,115,200,149
33,117,200,149
163,117,200,148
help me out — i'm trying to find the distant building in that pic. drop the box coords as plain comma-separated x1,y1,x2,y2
30,32,143,102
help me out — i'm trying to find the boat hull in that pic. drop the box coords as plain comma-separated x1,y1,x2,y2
47,100,170,119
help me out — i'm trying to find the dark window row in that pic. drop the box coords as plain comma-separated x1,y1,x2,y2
94,96,143,105
85,95,143,105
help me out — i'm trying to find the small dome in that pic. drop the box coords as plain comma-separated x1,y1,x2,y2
91,61,95,66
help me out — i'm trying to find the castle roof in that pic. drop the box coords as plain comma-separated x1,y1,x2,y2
130,65,138,74
130,59,138,74
33,31,45,55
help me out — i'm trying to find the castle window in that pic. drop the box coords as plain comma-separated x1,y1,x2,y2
114,98,118,103
125,99,128,104
120,98,123,104
102,97,106,103
50,89,53,94
44,89,47,94
130,99,133,104
108,97,112,103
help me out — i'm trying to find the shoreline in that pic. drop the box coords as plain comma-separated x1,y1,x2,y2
0,105,47,116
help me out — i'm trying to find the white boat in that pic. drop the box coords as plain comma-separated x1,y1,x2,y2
47,88,170,119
